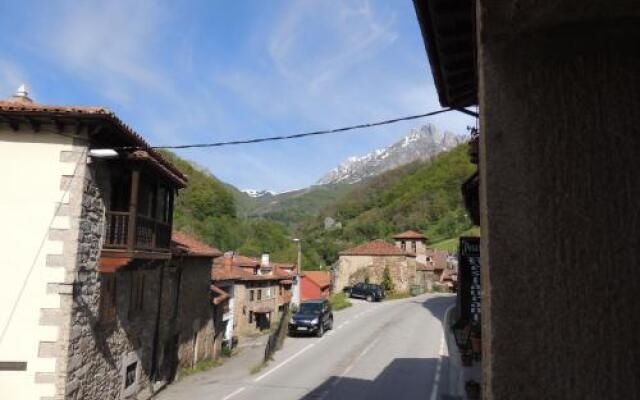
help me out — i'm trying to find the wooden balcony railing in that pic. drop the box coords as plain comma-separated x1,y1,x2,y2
104,211,171,252
105,211,129,248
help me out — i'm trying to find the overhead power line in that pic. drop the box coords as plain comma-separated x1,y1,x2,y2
121,107,454,150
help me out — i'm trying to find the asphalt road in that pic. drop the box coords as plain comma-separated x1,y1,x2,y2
159,294,454,400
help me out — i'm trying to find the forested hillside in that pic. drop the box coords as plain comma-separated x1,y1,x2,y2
296,144,475,266
235,184,355,229
160,151,301,263
160,143,475,270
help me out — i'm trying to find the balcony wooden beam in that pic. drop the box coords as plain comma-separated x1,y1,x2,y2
127,168,140,252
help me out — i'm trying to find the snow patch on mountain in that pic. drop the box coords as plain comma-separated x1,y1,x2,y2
317,124,466,185
242,189,278,198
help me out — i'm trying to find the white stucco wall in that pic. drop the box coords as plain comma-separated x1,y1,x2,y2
0,127,85,399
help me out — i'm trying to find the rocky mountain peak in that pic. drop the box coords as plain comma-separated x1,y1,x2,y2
317,123,465,185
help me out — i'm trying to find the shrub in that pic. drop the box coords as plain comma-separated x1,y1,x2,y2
330,293,352,311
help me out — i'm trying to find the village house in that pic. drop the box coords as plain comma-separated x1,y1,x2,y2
0,89,219,400
393,230,428,263
169,231,223,372
300,271,332,301
333,240,417,293
211,253,295,341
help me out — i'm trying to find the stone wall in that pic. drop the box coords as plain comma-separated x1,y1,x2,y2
335,255,417,293
64,163,176,400
173,257,217,370
233,281,280,338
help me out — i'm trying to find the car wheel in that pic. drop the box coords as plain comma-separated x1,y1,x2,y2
327,317,334,330
317,323,324,337
366,295,373,302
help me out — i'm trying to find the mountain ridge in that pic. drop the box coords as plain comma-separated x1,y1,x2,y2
317,123,466,185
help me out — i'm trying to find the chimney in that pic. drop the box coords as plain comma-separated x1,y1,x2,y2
260,253,272,275
10,84,33,104
223,251,234,273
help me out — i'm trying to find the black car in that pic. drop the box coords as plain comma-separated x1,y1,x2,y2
345,282,385,302
288,299,333,337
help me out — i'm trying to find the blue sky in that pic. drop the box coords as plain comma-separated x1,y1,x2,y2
0,0,473,191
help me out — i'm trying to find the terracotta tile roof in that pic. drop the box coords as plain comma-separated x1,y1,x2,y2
211,264,250,281
0,99,186,187
213,255,259,268
303,271,331,288
211,254,294,282
393,230,427,239
171,231,222,258
340,240,415,257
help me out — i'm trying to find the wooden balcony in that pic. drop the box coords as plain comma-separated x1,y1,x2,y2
104,210,172,258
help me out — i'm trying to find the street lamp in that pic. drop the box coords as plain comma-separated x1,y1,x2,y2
291,238,302,307
292,238,302,272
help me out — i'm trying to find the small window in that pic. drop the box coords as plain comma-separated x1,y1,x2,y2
249,311,254,323
411,241,417,253
249,290,254,301
279,285,283,295
130,271,145,315
125,361,137,388
99,273,117,323
401,241,406,250
257,289,262,301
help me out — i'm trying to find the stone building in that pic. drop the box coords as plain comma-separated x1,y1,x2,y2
169,231,223,371
334,240,417,293
413,1,640,398
393,230,428,263
212,254,295,341
0,91,217,400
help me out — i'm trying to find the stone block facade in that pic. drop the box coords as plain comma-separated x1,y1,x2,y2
334,255,417,293
233,281,282,338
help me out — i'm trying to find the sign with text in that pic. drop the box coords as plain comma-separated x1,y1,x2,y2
458,237,481,324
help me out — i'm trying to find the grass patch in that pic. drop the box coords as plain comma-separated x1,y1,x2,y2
250,356,273,375
330,293,352,311
178,358,222,379
431,284,448,293
430,227,481,252
384,291,412,301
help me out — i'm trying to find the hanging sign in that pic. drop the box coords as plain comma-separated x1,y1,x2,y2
458,237,481,323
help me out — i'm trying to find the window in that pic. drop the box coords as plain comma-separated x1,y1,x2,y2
257,289,262,301
401,241,406,250
249,289,254,301
279,285,283,295
411,241,417,253
125,361,137,388
99,274,117,323
249,311,254,323
129,271,145,315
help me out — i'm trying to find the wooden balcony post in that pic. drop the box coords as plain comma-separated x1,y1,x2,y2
127,168,140,252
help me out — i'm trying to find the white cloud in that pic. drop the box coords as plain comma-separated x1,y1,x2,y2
29,0,170,105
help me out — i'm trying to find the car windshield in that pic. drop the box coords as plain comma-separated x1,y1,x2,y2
298,303,322,314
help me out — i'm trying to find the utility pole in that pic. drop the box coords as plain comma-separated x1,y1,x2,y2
292,238,302,307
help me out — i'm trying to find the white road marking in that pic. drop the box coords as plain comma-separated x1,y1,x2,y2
254,343,315,382
429,332,446,400
221,387,245,400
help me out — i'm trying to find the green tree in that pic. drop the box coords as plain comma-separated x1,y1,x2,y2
382,266,394,292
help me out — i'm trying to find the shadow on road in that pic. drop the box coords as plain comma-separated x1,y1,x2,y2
412,294,455,325
299,357,449,400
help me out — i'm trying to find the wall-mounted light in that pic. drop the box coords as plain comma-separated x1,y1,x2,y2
89,149,119,159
